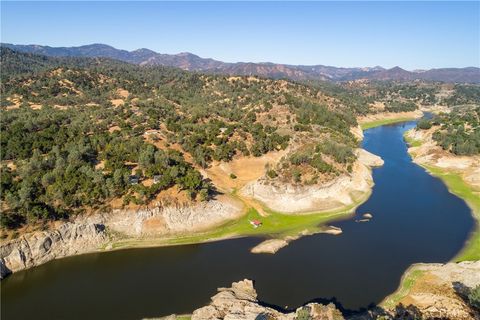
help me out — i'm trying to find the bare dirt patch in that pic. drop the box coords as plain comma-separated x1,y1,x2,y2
110,99,124,107
205,150,288,193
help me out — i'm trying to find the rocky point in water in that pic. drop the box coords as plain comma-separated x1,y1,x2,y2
191,279,345,320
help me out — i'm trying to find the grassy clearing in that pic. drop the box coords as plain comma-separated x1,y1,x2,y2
110,205,354,250
361,117,417,130
403,134,422,148
381,268,424,308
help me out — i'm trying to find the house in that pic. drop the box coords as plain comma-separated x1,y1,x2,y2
249,219,262,228
129,175,139,185
153,175,162,184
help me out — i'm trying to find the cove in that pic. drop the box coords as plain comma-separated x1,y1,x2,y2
1,121,475,320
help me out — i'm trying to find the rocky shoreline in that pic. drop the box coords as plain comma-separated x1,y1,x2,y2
382,261,480,320
405,126,480,261
1,144,384,279
0,222,106,279
0,198,243,279
3,115,479,320
405,127,480,190
158,264,480,320
240,149,384,214
191,279,344,320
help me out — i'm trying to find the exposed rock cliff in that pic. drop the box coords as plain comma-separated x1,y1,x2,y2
0,222,107,279
240,149,383,214
191,279,345,320
0,198,243,278
104,198,243,237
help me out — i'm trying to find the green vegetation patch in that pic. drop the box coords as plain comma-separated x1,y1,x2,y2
418,107,480,156
382,268,424,309
404,131,479,261
403,133,422,148
110,206,351,250
421,164,480,261
361,117,418,130
107,185,373,251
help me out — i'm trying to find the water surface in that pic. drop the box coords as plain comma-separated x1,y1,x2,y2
1,121,475,319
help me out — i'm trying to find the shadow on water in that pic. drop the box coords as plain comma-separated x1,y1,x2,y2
1,120,475,320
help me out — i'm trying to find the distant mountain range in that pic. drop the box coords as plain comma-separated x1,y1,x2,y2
2,43,479,83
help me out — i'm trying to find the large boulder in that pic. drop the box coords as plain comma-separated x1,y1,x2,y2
192,279,344,320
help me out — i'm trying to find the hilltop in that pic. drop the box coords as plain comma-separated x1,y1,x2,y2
3,43,480,83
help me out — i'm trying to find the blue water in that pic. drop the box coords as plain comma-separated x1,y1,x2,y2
1,121,475,319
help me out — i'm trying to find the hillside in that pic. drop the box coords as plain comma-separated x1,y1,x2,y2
3,43,479,83
0,48,363,231
2,48,480,233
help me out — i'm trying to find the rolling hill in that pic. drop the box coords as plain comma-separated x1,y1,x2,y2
3,43,479,83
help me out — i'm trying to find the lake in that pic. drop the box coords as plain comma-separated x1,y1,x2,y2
1,121,475,319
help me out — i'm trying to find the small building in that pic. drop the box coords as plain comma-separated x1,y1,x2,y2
129,175,139,185
249,219,262,228
153,175,162,184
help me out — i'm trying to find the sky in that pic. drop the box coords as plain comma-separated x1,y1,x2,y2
1,1,479,69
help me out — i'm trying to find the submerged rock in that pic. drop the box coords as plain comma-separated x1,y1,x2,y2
251,239,289,254
250,226,342,255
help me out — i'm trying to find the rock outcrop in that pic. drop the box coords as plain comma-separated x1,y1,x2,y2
383,261,480,320
350,124,364,141
240,149,383,214
0,198,244,278
104,198,243,237
355,149,384,167
250,226,342,254
191,279,344,320
250,239,289,254
0,222,107,279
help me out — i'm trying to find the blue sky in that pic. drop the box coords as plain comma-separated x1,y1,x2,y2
1,1,479,69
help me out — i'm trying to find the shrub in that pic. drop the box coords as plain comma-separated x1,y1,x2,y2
417,119,432,130
266,169,277,179
469,285,480,310
295,307,311,320
292,169,302,183
0,213,25,229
